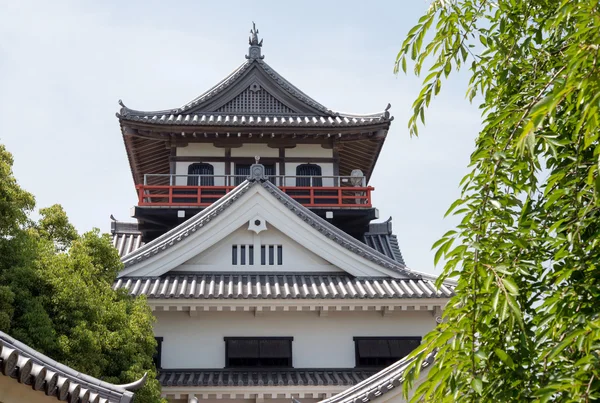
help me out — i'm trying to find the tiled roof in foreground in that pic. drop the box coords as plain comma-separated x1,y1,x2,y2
111,221,143,258
113,273,454,299
158,368,378,388
0,331,146,403
318,352,436,403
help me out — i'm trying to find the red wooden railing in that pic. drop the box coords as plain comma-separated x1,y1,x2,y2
136,185,373,208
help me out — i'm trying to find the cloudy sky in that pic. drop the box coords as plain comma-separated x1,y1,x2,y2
0,0,480,274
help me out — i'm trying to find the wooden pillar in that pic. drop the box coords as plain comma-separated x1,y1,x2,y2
169,147,176,175
224,148,231,174
279,147,285,185
333,141,340,186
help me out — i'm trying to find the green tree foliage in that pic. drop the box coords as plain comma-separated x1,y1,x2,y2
395,1,600,402
0,144,164,402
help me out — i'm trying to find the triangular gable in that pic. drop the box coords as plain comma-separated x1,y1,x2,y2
118,168,419,279
180,224,344,273
180,62,330,116
215,83,295,114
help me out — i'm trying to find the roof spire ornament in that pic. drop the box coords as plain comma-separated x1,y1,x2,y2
246,22,264,60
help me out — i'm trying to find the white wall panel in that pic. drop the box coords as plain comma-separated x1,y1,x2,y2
176,144,225,157
155,311,436,369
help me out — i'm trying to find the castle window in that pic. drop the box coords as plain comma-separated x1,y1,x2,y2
153,337,163,369
296,164,322,187
261,245,283,265
232,244,255,265
354,337,421,368
225,337,293,368
233,244,281,265
187,163,214,186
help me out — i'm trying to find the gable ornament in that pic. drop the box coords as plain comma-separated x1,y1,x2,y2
248,157,268,182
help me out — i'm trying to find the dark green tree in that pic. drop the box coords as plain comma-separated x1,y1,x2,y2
0,144,164,402
396,1,600,402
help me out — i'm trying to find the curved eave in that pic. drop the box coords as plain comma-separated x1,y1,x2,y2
117,112,393,129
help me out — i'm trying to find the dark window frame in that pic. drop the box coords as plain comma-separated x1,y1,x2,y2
153,337,163,369
353,336,421,368
187,163,214,186
296,163,323,187
224,337,293,368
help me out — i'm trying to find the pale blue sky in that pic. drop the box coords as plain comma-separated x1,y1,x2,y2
0,0,480,274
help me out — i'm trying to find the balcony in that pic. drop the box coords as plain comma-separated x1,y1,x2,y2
136,174,373,208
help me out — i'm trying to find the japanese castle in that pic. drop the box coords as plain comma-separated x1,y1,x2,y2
111,24,452,403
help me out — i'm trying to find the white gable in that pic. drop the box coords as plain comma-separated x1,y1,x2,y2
118,184,410,279
180,225,343,273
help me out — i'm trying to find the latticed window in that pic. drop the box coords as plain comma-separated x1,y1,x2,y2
216,86,295,114
354,337,421,368
232,244,282,265
296,164,322,187
187,163,214,186
225,337,293,368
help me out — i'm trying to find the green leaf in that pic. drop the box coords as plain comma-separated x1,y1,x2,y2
494,348,515,368
471,378,483,395
501,278,519,295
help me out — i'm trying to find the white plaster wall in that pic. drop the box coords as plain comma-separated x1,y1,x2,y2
154,311,435,369
232,144,279,157
175,162,227,186
177,144,225,157
182,224,342,272
284,163,334,186
285,145,332,158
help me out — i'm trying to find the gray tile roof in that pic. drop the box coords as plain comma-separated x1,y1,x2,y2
318,352,436,403
112,233,143,258
113,273,454,299
117,112,390,128
117,58,392,127
363,219,405,265
158,368,378,388
0,331,146,403
120,176,422,279
111,221,144,258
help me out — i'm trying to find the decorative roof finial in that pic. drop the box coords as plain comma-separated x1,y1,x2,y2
246,22,264,60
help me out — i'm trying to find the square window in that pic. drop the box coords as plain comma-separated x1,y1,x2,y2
225,337,293,368
354,337,421,368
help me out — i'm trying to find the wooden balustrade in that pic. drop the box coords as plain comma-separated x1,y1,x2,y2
136,185,373,208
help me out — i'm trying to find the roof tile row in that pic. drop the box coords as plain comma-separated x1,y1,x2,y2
118,113,389,127
158,368,378,388
114,274,453,300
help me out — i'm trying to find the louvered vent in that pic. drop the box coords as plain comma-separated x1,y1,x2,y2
217,85,295,114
